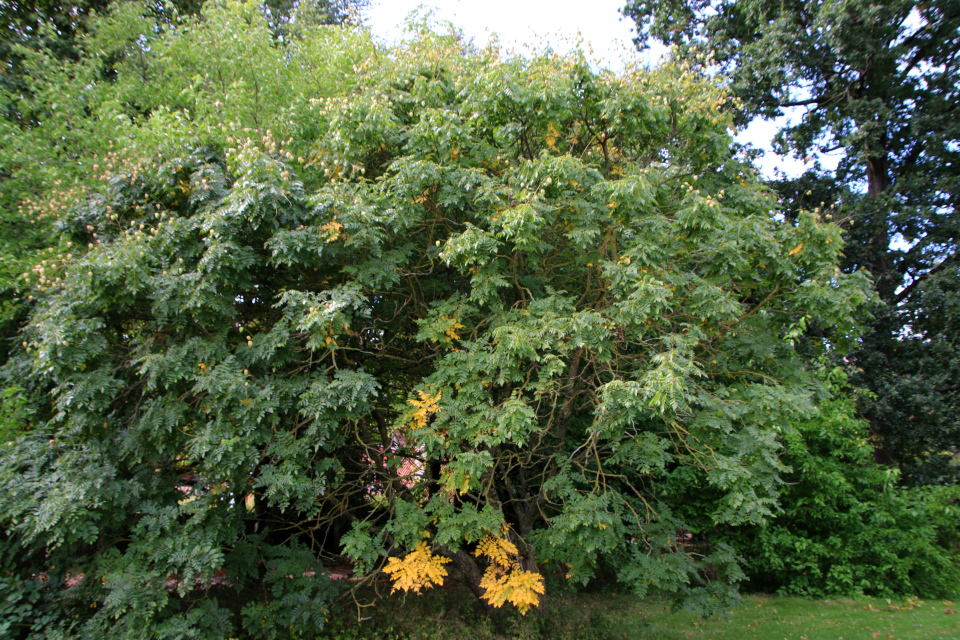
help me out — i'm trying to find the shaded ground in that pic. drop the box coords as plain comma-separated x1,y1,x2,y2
316,584,960,640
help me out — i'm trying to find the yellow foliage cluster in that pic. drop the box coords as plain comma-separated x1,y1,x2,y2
383,541,451,594
440,467,472,496
408,389,441,429
476,533,519,566
545,123,559,151
320,220,343,242
440,314,465,341
475,533,545,614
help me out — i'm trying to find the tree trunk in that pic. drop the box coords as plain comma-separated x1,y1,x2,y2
865,152,891,298
864,148,897,463
445,549,492,606
866,153,889,197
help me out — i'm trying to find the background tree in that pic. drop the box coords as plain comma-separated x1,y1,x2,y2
623,0,960,483
661,365,960,597
261,0,367,40
0,8,870,635
0,0,365,370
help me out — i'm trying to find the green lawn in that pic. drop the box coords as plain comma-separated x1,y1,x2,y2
629,594,960,640
316,587,960,640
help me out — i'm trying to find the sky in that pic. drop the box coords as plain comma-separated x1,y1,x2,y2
360,0,837,179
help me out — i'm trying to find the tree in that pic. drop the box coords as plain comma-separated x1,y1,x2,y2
0,3,369,635
623,0,960,482
661,366,960,597
0,0,205,132
261,0,367,40
1,11,868,636
0,0,366,369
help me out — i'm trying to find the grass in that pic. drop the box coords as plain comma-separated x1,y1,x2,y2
633,593,960,640
315,584,960,640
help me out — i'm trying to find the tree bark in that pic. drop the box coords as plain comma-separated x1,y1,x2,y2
864,148,897,463
443,549,492,606
866,153,888,197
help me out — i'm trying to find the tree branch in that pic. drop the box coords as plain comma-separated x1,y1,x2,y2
894,253,956,304
778,96,829,108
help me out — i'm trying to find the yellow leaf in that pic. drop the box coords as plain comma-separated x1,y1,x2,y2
383,541,450,594
475,533,519,565
478,563,545,615
475,530,544,614
321,221,343,242
440,315,465,341
545,124,559,151
408,389,442,429
789,242,803,256
244,493,255,511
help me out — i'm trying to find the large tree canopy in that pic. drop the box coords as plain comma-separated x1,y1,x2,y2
1,7,868,637
0,0,367,365
624,0,960,482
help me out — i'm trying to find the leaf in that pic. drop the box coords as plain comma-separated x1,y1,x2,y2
475,531,545,614
321,221,343,242
382,541,451,594
408,389,442,429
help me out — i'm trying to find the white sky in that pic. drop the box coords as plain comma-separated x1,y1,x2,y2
361,0,834,179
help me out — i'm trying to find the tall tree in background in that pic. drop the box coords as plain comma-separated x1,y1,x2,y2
624,0,960,483
0,0,364,367
0,0,197,362
262,0,367,39
1,0,203,113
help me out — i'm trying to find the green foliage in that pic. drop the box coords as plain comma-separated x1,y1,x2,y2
0,386,27,442
0,0,373,368
0,547,61,640
239,543,338,639
622,0,960,482
0,9,870,636
739,372,960,597
663,368,960,598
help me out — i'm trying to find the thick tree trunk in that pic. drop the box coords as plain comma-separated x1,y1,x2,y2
864,149,897,465
554,347,583,448
445,549,492,605
866,153,889,197
869,412,895,465
865,151,892,298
